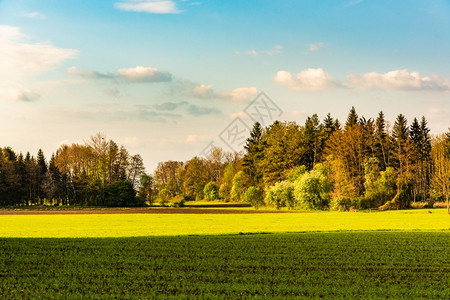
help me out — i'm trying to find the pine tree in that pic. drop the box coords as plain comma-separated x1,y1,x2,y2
419,116,431,159
345,106,358,129
323,113,338,139
374,111,389,169
243,122,264,187
37,149,47,176
304,114,324,169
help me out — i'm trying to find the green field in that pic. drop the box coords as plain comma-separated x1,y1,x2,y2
1,232,449,298
1,209,449,298
0,209,448,238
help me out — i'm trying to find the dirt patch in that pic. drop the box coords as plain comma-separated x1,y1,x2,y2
0,207,302,215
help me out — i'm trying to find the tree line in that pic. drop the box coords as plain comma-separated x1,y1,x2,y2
0,133,145,207
147,107,449,212
1,108,449,211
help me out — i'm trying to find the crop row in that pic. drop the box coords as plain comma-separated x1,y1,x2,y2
0,232,449,298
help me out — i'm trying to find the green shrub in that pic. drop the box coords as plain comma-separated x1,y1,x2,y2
169,195,185,208
293,164,331,210
243,186,264,209
204,182,220,200
158,189,173,207
265,181,295,209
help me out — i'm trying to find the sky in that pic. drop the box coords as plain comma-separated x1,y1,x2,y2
1,0,449,172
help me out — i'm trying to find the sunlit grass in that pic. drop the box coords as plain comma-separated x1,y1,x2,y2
0,209,448,238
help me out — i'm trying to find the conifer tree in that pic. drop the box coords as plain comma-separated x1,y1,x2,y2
345,106,358,129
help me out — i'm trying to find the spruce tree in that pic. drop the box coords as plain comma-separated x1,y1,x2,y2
243,122,264,187
345,106,358,128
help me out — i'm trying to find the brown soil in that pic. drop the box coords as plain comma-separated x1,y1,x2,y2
0,207,301,215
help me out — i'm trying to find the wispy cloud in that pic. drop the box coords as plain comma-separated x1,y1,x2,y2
185,134,212,144
0,25,76,101
67,66,115,79
240,45,283,57
67,66,172,83
308,42,324,52
21,12,46,19
153,100,220,116
345,69,450,91
114,0,180,14
187,104,220,115
179,81,258,102
153,101,188,111
266,45,283,56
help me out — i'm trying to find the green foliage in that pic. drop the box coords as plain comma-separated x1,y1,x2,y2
104,180,138,207
243,122,264,187
203,181,219,200
230,171,245,202
288,165,307,182
182,156,208,200
293,163,332,210
243,186,263,209
259,121,306,187
264,180,295,209
345,106,358,128
157,188,173,206
219,162,236,201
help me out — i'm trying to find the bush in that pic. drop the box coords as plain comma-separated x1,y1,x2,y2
204,182,220,200
243,186,264,209
158,189,173,207
331,197,350,211
293,164,331,210
410,202,427,209
169,195,185,208
265,181,295,209
433,202,447,208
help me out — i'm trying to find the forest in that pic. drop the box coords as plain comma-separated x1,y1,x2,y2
1,107,449,211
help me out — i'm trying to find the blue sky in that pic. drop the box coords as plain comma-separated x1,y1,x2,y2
1,0,449,171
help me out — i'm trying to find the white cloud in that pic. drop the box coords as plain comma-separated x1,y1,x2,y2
0,26,77,81
308,42,324,51
218,87,258,102
274,68,338,91
67,66,172,82
21,12,46,19
182,81,257,102
266,45,283,56
274,68,450,93
0,86,40,102
67,66,114,79
189,84,215,99
345,69,450,91
114,0,180,14
185,134,212,144
0,25,77,101
245,45,283,57
117,66,172,82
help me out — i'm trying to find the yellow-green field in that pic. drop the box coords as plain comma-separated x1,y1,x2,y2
0,209,448,238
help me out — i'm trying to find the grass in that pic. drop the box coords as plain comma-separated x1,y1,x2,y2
1,232,449,299
0,209,448,238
